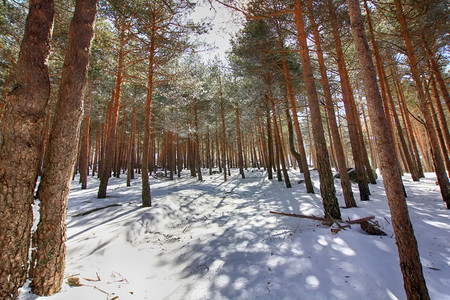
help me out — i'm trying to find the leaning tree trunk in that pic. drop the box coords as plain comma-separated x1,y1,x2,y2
347,1,430,298
29,0,98,295
293,0,341,219
306,0,356,207
327,0,370,200
0,1,54,298
394,0,450,207
277,32,314,193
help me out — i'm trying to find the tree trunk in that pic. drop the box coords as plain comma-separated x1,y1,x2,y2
269,94,291,188
428,66,450,155
98,17,127,198
236,103,245,178
266,102,275,180
347,1,430,298
220,79,227,182
278,33,314,192
327,0,370,200
421,35,450,112
127,107,136,186
394,0,450,207
93,123,101,176
29,0,98,295
141,15,156,207
293,0,341,219
0,1,54,298
426,80,450,178
306,0,356,206
194,100,203,181
393,73,425,177
80,87,91,189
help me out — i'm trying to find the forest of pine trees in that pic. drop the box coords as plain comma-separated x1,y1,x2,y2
0,0,448,299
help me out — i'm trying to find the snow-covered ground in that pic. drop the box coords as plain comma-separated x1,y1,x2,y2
19,168,450,300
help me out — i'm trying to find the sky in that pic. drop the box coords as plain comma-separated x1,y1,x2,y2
189,1,246,62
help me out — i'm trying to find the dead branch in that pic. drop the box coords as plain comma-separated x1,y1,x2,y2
270,211,386,235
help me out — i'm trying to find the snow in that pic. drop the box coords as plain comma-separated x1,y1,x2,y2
19,168,450,300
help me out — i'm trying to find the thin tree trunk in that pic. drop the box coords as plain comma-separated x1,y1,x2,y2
29,0,98,295
278,32,314,192
266,102,275,180
220,80,227,182
393,73,425,177
294,0,341,219
327,0,370,200
236,103,245,178
426,79,450,177
270,94,291,188
80,87,91,189
98,17,126,198
0,1,54,297
194,100,203,181
428,66,450,154
347,2,430,298
127,107,136,186
421,35,450,112
306,0,356,206
394,0,449,207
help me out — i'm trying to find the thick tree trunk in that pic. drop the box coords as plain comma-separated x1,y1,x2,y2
0,1,54,298
306,0,356,206
293,0,341,219
347,1,430,298
29,0,98,295
394,0,450,207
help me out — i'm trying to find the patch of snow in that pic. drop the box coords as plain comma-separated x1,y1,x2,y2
18,169,450,300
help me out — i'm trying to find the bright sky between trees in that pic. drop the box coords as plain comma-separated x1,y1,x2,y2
189,1,245,61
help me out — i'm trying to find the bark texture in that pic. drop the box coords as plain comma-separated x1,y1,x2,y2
393,0,449,207
347,1,430,298
0,1,54,298
293,0,341,219
29,0,98,295
306,0,356,207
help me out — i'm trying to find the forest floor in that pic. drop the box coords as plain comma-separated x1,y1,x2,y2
19,168,450,300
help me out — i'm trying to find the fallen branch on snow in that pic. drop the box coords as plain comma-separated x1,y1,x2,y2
269,211,386,236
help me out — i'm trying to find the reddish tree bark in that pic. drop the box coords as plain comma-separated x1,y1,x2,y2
394,0,449,207
0,1,54,298
30,0,98,295
293,0,341,219
347,1,430,298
